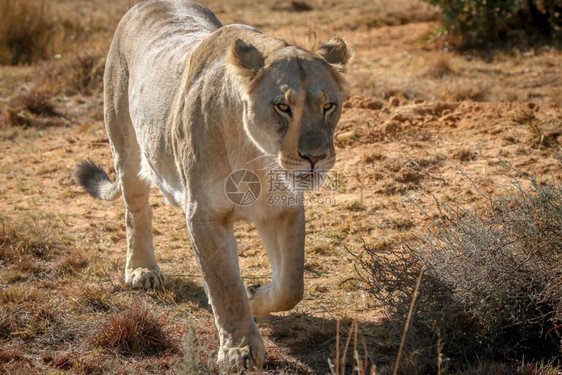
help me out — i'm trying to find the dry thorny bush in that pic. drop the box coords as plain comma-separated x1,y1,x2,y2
349,160,562,373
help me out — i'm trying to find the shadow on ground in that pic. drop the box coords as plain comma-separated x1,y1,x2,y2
259,313,392,374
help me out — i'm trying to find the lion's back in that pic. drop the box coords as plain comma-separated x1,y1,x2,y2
116,0,222,87
109,0,222,141
119,0,222,48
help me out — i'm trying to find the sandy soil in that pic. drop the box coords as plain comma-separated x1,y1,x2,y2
0,1,560,373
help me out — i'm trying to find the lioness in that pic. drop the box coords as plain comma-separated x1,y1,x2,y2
75,0,351,368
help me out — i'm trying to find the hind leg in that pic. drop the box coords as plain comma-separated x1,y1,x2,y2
109,123,163,289
104,50,163,289
120,164,163,289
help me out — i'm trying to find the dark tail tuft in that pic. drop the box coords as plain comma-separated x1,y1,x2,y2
74,160,112,199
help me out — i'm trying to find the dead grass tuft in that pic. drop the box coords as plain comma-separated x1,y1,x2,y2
362,151,386,163
0,0,57,65
2,91,67,128
55,250,89,275
0,350,29,364
35,49,105,96
173,326,222,374
329,320,376,375
80,285,114,313
148,275,207,306
442,78,490,101
424,55,455,78
452,147,478,162
0,300,59,342
0,286,37,305
94,302,176,357
455,360,562,375
0,215,57,262
271,0,314,12
42,351,108,373
3,259,48,283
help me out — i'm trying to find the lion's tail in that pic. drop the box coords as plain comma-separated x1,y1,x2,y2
74,160,122,201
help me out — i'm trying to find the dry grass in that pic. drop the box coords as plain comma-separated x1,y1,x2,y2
441,78,490,101
79,285,115,313
1,91,67,128
0,214,58,262
423,54,456,78
94,302,176,357
35,48,106,96
330,320,376,375
173,326,224,374
0,0,56,65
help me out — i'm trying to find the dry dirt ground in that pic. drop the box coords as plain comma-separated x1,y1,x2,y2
0,0,561,374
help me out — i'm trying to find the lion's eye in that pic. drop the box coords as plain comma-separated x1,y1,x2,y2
275,103,292,116
276,103,291,113
323,103,336,113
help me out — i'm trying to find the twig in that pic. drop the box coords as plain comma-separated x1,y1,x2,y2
341,320,355,374
393,266,425,375
335,320,340,375
456,167,499,213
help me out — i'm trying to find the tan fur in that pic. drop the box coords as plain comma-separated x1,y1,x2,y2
78,0,351,368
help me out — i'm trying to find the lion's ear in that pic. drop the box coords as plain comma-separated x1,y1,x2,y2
229,39,264,77
316,37,353,68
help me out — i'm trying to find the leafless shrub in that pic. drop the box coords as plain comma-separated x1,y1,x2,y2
352,160,562,371
416,163,562,349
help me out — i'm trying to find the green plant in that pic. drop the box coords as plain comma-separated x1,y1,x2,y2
423,0,562,45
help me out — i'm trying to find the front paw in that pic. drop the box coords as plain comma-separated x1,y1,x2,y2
218,329,266,370
126,267,165,289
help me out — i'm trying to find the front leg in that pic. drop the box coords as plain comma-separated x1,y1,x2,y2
186,208,266,368
249,205,305,317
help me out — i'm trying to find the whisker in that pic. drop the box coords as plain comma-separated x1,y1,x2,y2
259,162,282,172
245,153,275,165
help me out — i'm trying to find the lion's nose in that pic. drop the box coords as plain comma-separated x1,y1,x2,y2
298,151,327,167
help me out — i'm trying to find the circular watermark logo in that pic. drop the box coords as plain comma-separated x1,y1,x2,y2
225,169,261,206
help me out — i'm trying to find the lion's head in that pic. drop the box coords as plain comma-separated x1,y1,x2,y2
228,36,352,190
